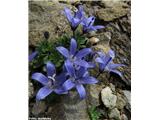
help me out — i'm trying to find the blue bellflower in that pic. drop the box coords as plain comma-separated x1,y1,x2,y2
56,38,93,68
81,16,104,33
63,60,98,99
64,5,84,31
29,51,38,62
95,50,125,77
32,61,67,100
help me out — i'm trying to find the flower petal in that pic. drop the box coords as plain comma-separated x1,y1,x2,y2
87,26,97,31
64,7,73,23
76,84,86,99
87,16,95,26
36,86,53,100
32,73,48,86
108,63,125,70
81,17,87,26
88,62,96,68
110,70,123,77
55,72,67,86
76,48,92,59
65,60,75,77
29,51,38,62
72,18,81,28
97,51,105,58
88,25,104,32
95,57,104,64
56,46,70,58
99,63,106,71
75,5,84,19
74,59,90,68
63,79,75,91
93,25,105,30
76,67,87,78
70,38,77,55
81,77,98,84
108,49,115,59
53,88,68,94
46,61,56,76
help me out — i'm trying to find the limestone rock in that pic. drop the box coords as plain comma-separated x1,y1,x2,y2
88,37,100,45
121,114,128,120
61,90,90,120
123,90,131,111
110,29,131,88
87,84,105,107
45,90,90,120
92,40,110,54
29,81,34,99
123,90,131,105
58,0,80,4
101,87,117,109
96,32,112,42
116,93,127,110
108,108,121,120
32,101,46,115
97,1,130,21
29,1,72,47
109,83,116,92
46,100,66,120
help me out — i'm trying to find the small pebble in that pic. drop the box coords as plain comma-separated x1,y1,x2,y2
89,37,100,45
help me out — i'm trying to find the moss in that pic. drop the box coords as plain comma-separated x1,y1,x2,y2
88,106,102,120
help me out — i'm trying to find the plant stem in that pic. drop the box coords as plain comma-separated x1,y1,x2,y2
96,69,104,78
73,30,75,38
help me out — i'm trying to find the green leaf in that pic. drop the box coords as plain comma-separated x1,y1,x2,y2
88,106,101,120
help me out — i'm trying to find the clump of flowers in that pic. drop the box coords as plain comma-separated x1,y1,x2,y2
31,61,67,100
29,6,125,100
95,50,125,77
64,5,84,32
56,38,93,68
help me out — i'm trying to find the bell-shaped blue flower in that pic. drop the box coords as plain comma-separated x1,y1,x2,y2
56,38,93,69
31,61,67,100
95,50,125,77
64,5,84,31
62,60,98,99
29,51,38,62
81,16,104,33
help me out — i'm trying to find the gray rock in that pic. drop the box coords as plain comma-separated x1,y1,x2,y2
121,114,128,120
116,93,127,110
119,14,131,33
110,30,131,88
29,81,34,99
104,32,112,41
46,100,66,120
88,32,112,43
123,90,131,111
97,1,130,21
88,37,100,45
32,101,46,115
87,84,105,107
58,0,80,4
92,40,110,54
108,108,121,120
61,90,90,120
123,90,131,105
96,32,112,43
88,31,97,37
29,1,72,47
101,87,117,109
44,90,90,120
110,83,116,92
